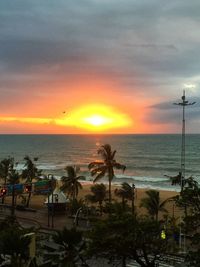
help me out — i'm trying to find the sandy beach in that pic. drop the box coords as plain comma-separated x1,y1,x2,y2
5,183,179,215
1,182,182,230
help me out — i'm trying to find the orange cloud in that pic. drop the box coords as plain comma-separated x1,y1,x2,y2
0,104,132,133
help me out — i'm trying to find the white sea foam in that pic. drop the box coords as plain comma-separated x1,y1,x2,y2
0,134,199,192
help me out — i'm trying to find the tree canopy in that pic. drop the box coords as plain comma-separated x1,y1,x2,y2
88,144,126,203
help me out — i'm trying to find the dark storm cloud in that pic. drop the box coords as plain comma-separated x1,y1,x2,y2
146,108,200,125
0,1,199,75
0,40,86,70
147,98,200,127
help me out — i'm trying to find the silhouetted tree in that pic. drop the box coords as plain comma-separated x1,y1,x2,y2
175,178,200,265
21,156,42,207
89,213,168,267
7,167,20,216
0,219,31,267
88,144,126,204
140,190,169,221
0,157,14,204
115,182,135,211
85,183,107,215
61,166,85,201
48,227,87,266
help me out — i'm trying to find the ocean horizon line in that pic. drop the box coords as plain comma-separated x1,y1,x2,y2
0,133,200,136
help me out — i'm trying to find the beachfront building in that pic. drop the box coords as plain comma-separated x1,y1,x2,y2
45,188,69,212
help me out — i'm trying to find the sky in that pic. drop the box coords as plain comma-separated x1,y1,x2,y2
0,0,200,134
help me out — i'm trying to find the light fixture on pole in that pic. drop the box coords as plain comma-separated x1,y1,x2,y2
174,90,195,191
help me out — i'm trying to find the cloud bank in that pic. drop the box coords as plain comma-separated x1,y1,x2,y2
0,0,199,132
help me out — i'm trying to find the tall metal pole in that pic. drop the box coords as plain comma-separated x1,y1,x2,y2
174,91,195,191
174,91,195,254
181,92,186,190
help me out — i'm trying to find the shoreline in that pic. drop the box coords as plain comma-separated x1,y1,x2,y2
3,183,180,229
23,183,179,212
79,180,181,193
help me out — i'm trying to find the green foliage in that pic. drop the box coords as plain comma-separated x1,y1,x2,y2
103,201,131,215
53,227,82,249
88,144,126,203
6,167,21,216
88,213,168,267
85,183,107,214
0,157,14,184
140,190,168,221
0,228,30,257
21,156,42,182
175,178,200,265
7,168,20,186
176,178,200,228
114,182,133,201
69,198,85,215
61,166,84,201
0,219,31,267
46,227,84,267
185,233,200,267
114,182,135,212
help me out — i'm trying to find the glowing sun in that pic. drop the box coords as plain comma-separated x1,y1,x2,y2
83,115,111,127
0,104,132,133
56,104,132,132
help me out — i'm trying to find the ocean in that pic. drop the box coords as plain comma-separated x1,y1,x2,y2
0,134,199,192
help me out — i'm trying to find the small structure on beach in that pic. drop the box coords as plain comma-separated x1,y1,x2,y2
44,188,69,212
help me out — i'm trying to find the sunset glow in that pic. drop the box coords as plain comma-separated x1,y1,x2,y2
56,105,132,132
0,1,199,134
84,115,109,127
0,105,132,133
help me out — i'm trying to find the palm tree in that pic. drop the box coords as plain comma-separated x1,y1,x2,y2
140,190,168,221
0,157,14,204
60,166,85,201
7,168,20,216
21,156,42,207
115,182,134,211
85,183,107,215
0,157,14,184
46,227,88,266
88,144,126,204
0,227,31,267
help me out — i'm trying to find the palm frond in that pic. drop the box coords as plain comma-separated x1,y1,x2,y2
90,166,107,177
76,182,83,189
113,162,126,172
111,150,116,160
61,176,69,182
88,161,104,169
103,144,112,155
65,166,76,178
98,144,111,160
77,175,86,181
93,169,106,183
